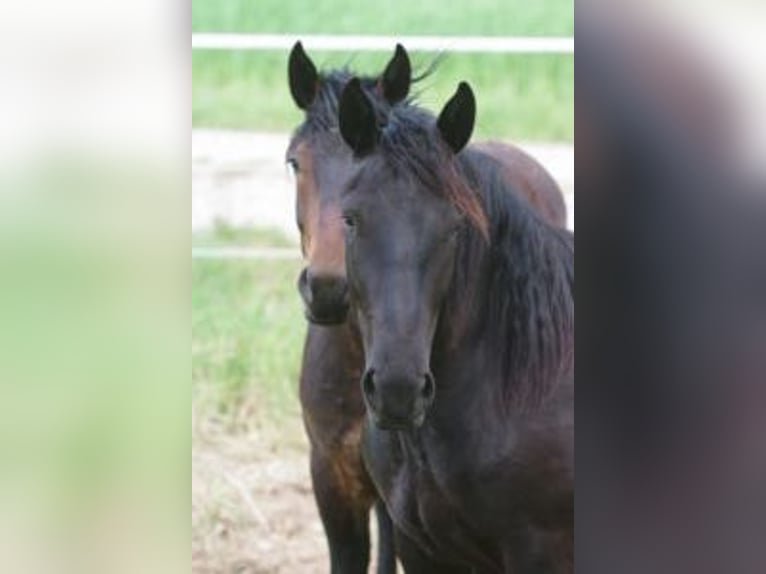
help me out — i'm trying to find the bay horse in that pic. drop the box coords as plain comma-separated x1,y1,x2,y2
287,42,406,574
287,42,567,573
336,79,574,572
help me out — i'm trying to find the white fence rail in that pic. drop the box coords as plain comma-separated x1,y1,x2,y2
192,34,574,55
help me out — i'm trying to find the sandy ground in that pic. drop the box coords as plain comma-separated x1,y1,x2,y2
191,415,387,574
192,426,325,573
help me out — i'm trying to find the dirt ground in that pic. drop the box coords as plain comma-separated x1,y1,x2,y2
192,416,324,573
192,416,386,574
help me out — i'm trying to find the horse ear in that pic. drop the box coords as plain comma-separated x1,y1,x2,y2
436,82,476,153
339,78,379,157
380,44,411,104
288,41,319,109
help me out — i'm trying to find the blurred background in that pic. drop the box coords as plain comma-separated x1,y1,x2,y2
191,1,573,571
0,1,187,572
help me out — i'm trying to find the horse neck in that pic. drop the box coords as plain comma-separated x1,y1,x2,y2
437,188,575,409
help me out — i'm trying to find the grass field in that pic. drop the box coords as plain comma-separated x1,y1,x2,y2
192,223,296,249
192,0,573,141
192,223,303,431
192,0,573,36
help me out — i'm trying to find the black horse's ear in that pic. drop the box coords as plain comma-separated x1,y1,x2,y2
339,78,379,157
436,82,476,153
380,44,411,104
288,41,319,109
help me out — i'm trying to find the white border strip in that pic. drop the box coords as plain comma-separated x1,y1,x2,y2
192,34,574,55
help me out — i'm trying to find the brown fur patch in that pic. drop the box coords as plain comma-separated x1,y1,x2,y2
311,203,346,276
474,141,567,228
291,142,319,258
328,422,376,508
292,141,347,278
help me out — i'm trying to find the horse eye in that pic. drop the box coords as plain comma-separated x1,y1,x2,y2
342,214,356,229
287,158,299,173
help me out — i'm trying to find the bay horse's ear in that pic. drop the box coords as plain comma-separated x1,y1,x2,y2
288,41,319,109
437,82,476,154
380,44,411,104
339,78,379,157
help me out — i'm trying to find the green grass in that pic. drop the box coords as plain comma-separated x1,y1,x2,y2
192,257,305,428
192,221,298,248
192,0,573,36
192,0,573,141
193,51,573,141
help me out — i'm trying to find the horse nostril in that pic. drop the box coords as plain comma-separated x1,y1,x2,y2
362,369,376,399
306,272,326,298
297,268,312,301
422,373,436,402
305,269,317,291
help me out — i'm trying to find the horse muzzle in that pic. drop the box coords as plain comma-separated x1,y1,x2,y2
297,267,350,325
361,368,435,430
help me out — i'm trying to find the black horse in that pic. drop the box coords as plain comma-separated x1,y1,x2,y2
337,79,575,572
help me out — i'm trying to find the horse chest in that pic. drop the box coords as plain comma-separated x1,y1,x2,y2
399,451,480,533
366,425,507,567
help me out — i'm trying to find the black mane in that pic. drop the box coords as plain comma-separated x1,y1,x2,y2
291,67,433,153
294,70,375,140
456,150,574,407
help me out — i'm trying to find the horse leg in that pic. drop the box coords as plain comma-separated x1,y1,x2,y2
395,528,470,574
310,447,372,574
374,500,398,573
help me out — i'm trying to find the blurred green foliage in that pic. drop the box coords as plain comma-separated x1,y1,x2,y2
0,161,187,573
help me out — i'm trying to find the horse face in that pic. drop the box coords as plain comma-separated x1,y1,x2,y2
342,160,462,429
338,79,477,429
286,41,413,326
288,140,353,325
